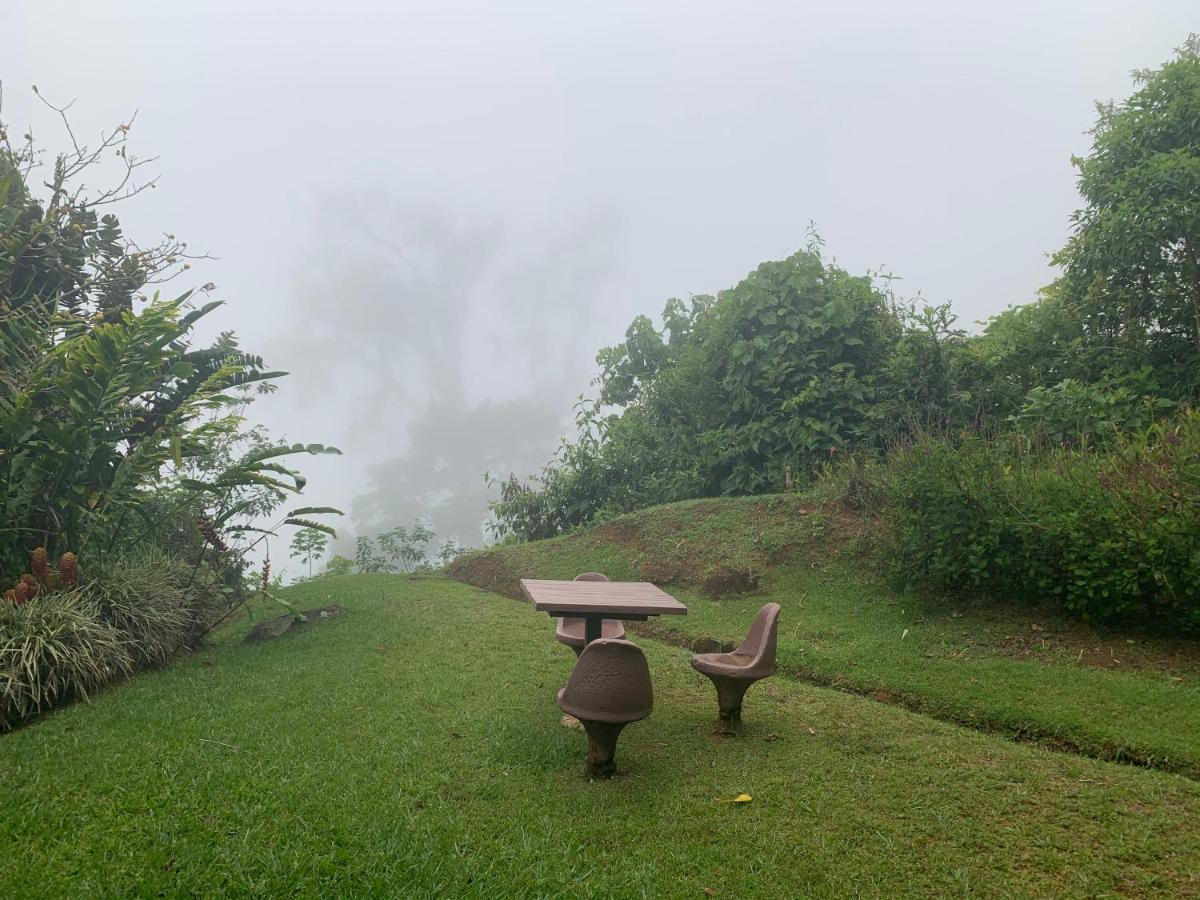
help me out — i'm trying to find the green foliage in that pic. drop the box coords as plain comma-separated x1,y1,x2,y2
1053,35,1200,396
354,536,388,574
487,41,1200,637
322,555,354,577
289,526,329,579
89,552,193,667
0,102,343,579
883,411,1200,630
0,547,243,729
436,539,466,567
1009,375,1177,444
353,522,438,574
491,246,905,539
0,591,131,728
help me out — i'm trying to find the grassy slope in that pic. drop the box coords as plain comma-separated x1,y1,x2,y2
449,495,1200,776
2,574,1199,897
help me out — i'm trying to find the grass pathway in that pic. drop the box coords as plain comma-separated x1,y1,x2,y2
1,574,1199,897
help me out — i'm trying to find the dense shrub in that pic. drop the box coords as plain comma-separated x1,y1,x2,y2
0,592,132,729
884,412,1200,631
91,553,195,667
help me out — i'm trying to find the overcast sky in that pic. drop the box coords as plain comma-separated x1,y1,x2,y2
4,2,1196,560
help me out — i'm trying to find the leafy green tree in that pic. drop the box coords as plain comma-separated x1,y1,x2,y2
377,522,435,573
354,536,387,573
436,539,465,566
289,527,329,579
323,554,354,577
1054,35,1200,397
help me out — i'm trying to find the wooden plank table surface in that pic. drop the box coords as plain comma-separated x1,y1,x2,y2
520,578,688,646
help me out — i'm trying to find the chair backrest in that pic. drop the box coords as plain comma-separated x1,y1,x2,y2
559,639,653,724
734,603,781,673
574,572,610,582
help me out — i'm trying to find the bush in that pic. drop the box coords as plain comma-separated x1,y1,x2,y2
884,412,1200,631
0,593,132,729
90,552,195,667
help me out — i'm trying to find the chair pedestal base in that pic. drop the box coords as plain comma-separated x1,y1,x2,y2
704,675,753,734
581,720,628,778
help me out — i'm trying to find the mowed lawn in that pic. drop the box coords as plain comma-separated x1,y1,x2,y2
449,495,1200,776
2,575,1199,898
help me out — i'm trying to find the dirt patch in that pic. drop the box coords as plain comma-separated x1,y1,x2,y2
993,620,1200,679
446,552,523,600
637,560,679,585
594,519,643,547
700,567,761,598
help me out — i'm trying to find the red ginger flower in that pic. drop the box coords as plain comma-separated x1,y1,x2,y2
31,547,49,578
59,552,79,588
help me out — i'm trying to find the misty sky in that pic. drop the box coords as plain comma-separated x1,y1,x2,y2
4,2,1196,564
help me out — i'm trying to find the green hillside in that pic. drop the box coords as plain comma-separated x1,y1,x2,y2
450,495,1200,776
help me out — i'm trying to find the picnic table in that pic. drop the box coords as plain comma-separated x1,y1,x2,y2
520,578,688,646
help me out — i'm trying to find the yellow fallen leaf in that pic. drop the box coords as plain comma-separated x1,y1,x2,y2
720,793,753,803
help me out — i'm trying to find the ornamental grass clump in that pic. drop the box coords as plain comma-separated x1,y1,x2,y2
90,552,194,668
0,591,132,729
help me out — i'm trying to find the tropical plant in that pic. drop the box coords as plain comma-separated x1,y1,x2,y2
289,526,329,579
0,590,132,728
0,92,341,578
354,536,388,574
377,522,435,573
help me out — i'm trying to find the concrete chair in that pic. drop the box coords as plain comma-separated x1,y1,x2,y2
555,572,626,655
691,603,780,733
557,639,653,777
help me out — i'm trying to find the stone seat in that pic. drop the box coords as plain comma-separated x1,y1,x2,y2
557,638,652,777
691,602,780,732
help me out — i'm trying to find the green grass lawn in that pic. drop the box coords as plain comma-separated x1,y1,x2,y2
449,495,1200,776
2,574,1199,897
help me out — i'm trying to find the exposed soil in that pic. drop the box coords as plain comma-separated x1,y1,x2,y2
993,618,1200,679
699,568,761,597
447,552,523,601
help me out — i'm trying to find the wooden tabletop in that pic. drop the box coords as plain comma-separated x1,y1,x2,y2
520,579,688,617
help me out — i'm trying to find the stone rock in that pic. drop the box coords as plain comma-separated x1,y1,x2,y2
242,604,344,644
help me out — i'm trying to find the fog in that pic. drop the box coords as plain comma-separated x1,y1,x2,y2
4,1,1196,561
